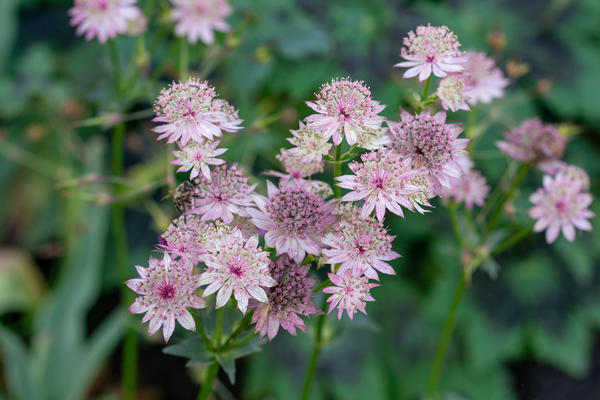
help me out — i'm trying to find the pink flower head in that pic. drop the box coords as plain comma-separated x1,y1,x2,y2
395,24,464,81
496,118,566,168
287,122,333,163
188,163,256,224
323,271,378,320
153,78,242,145
170,0,232,44
171,140,227,180
460,51,509,105
387,110,469,191
198,230,276,313
529,170,594,243
69,0,142,43
322,205,399,280
126,253,207,342
436,76,470,112
305,78,386,146
248,181,337,263
250,255,320,340
264,149,332,197
337,149,420,222
553,163,590,191
159,215,207,263
440,169,489,210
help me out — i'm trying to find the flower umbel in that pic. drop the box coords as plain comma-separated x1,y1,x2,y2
198,230,276,313
395,24,464,81
460,51,509,105
323,271,378,320
250,255,320,340
126,253,207,342
170,0,232,44
440,169,489,210
436,76,470,112
171,140,227,180
153,78,242,145
69,0,142,43
248,181,336,263
305,78,386,146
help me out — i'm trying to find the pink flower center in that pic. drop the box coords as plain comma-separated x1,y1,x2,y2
94,0,109,11
158,281,176,300
227,256,248,277
554,199,569,213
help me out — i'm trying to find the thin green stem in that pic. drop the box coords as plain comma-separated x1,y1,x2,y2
108,40,122,94
197,362,220,400
333,145,342,198
215,308,223,348
491,227,533,257
112,123,137,400
300,302,326,400
180,38,189,80
426,275,466,397
486,163,530,234
448,201,463,249
221,312,253,350
312,279,332,294
421,76,432,101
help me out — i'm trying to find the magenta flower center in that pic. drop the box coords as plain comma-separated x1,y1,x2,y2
158,281,176,300
227,256,248,277
554,199,569,213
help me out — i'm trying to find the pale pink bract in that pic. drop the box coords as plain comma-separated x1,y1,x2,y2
395,24,464,81
69,0,142,43
305,78,386,146
170,0,232,44
126,253,207,342
323,271,378,320
250,255,320,340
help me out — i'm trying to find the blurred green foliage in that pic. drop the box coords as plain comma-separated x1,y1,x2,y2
0,0,599,399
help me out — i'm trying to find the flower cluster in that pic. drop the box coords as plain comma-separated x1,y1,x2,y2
69,0,143,43
170,0,232,44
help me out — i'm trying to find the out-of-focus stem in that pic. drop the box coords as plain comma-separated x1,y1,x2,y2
421,76,432,102
333,144,342,198
486,163,530,234
180,38,189,80
197,362,220,400
108,40,122,94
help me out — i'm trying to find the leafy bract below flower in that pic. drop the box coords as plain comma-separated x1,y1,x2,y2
189,163,256,224
323,271,378,320
126,253,207,342
529,170,594,243
440,169,489,210
199,230,276,313
69,0,142,43
153,78,242,145
171,140,227,180
287,122,332,163
387,110,468,191
248,181,336,263
395,24,464,81
250,255,320,340
460,51,509,105
322,205,399,280
305,78,386,146
436,76,470,112
337,149,419,222
170,0,232,44
496,118,566,170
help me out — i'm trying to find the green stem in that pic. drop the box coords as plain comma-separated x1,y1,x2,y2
312,279,332,294
426,275,466,397
108,40,122,94
112,123,137,400
333,144,342,198
215,308,223,348
486,163,530,234
180,38,189,80
197,362,220,400
300,304,326,400
491,227,532,256
448,201,463,249
221,311,253,350
416,76,432,113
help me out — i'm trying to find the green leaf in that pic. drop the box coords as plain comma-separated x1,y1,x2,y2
215,353,237,384
217,337,264,384
0,325,40,400
163,336,214,366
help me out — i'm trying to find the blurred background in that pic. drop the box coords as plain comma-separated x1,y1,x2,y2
1,0,600,399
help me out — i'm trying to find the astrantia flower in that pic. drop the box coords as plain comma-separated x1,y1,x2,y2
440,169,489,209
126,253,207,342
171,140,227,180
250,255,320,340
322,271,378,320
387,110,469,191
496,118,566,169
436,76,470,112
159,215,206,263
355,125,391,151
153,78,242,145
337,149,420,221
460,51,509,105
198,230,276,313
69,0,142,43
265,149,331,197
322,206,399,280
395,24,464,81
305,78,386,146
170,0,231,44
553,163,590,191
189,163,256,224
529,172,594,243
248,181,336,263
287,122,332,163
